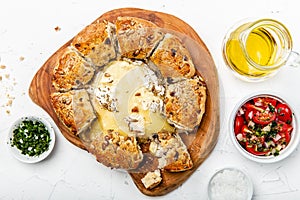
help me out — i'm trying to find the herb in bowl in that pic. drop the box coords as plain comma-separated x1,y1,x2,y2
10,119,51,157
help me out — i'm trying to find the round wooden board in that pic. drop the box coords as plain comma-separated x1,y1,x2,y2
29,8,220,196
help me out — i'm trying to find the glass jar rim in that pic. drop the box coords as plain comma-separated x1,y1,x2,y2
238,18,293,71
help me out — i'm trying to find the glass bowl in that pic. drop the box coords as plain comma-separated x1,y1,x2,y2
208,167,253,200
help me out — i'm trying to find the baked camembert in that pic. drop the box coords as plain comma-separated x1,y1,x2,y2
50,16,207,190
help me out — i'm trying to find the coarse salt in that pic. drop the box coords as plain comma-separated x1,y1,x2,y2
208,168,252,200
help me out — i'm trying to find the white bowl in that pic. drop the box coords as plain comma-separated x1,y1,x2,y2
7,116,56,163
208,167,253,200
229,92,300,163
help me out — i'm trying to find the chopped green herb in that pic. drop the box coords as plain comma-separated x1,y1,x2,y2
277,108,282,113
11,119,51,157
271,121,277,127
268,104,275,113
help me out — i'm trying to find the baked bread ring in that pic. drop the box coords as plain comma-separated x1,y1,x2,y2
50,16,207,188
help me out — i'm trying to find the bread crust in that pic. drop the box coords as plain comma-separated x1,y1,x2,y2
80,120,144,170
50,89,96,135
71,20,116,67
115,16,164,59
150,131,193,172
164,77,206,131
150,33,196,78
52,48,95,92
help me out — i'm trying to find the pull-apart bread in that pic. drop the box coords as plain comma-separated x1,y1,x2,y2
149,131,193,172
164,77,206,131
115,16,164,60
150,33,196,78
50,16,207,190
80,120,143,170
71,20,117,67
52,49,95,92
50,89,96,135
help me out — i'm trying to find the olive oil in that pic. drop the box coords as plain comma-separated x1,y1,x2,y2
246,27,277,65
225,24,278,78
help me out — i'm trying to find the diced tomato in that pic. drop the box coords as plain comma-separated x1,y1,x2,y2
253,110,276,125
243,102,265,123
259,136,265,144
241,125,252,134
277,121,293,134
246,142,270,156
253,97,277,108
279,132,291,144
245,109,254,122
236,133,246,145
234,115,244,134
243,102,264,112
253,98,264,106
277,121,293,144
276,103,293,124
273,134,282,143
285,132,291,144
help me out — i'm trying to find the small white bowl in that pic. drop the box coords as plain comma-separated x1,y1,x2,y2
208,167,253,200
229,92,300,163
7,116,56,163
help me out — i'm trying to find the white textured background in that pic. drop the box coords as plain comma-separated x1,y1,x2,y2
1,0,300,199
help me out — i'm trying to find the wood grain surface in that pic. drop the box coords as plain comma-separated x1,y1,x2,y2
29,8,220,196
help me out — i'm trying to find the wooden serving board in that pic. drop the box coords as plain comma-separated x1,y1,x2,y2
29,8,220,196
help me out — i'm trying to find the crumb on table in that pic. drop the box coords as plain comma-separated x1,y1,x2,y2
55,26,61,31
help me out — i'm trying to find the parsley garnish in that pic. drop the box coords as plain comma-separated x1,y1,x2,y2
10,119,51,157
268,104,275,113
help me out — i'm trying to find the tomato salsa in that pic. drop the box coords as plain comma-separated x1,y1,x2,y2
234,96,293,156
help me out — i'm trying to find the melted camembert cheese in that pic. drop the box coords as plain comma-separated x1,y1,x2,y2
93,60,174,138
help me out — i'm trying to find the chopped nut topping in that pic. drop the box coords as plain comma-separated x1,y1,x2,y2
131,106,139,113
104,73,111,77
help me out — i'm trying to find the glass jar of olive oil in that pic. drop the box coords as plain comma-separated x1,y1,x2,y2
222,19,294,82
